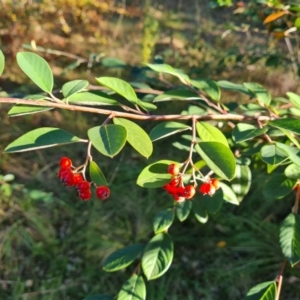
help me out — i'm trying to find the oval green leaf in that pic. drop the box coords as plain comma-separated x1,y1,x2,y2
191,79,220,102
95,77,138,104
243,82,271,106
4,127,81,153
153,208,175,234
117,275,146,300
113,118,153,158
141,233,173,280
192,197,208,223
280,213,300,267
136,160,175,188
67,91,119,106
16,52,53,93
62,80,89,98
287,92,300,110
263,174,295,199
285,163,300,179
217,80,254,96
200,189,223,214
260,144,289,165
150,122,191,142
245,281,277,300
219,182,240,205
232,123,267,143
89,160,108,186
0,49,5,76
275,142,300,167
101,57,126,68
103,243,145,272
88,125,127,158
153,89,201,102
196,142,236,181
268,118,300,135
176,200,192,222
231,164,251,203
196,121,229,147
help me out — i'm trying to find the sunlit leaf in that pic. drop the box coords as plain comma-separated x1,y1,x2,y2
88,125,127,157
153,209,175,234
103,244,144,272
16,52,53,93
245,281,277,300
68,91,119,106
231,164,251,203
196,122,228,147
113,118,153,158
0,49,4,76
260,144,289,165
89,161,108,186
117,275,146,300
219,182,239,205
232,123,267,143
150,122,191,141
141,233,173,280
280,213,300,266
101,57,126,68
4,127,81,153
191,79,220,101
62,80,89,98
285,163,300,179
268,118,300,135
287,92,300,110
217,80,254,96
153,89,201,102
243,82,271,106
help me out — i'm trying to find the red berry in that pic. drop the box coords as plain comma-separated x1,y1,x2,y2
76,181,90,192
210,178,220,190
79,189,92,201
199,183,211,195
184,185,196,199
58,167,74,186
59,157,72,168
73,173,83,184
167,164,180,176
96,186,110,200
175,186,185,197
169,177,180,187
208,185,216,196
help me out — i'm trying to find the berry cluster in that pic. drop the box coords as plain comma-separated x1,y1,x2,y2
163,163,221,202
163,163,196,202
58,156,110,202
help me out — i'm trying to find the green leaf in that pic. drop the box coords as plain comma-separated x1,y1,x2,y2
0,49,4,76
200,189,223,213
4,127,81,153
243,82,271,106
287,92,300,110
153,89,201,102
85,294,114,300
275,142,300,167
192,197,208,223
62,80,89,98
95,77,138,104
88,125,127,158
176,200,192,222
136,160,175,188
231,164,251,203
232,123,267,143
150,122,191,141
196,142,236,180
68,91,119,106
103,244,145,272
146,63,190,84
219,182,240,205
153,209,175,234
117,275,146,300
268,118,300,135
141,233,173,280
191,79,220,101
245,281,277,300
285,163,300,179
136,99,157,111
196,122,229,147
263,174,295,199
16,52,53,93
280,213,300,266
217,80,254,96
113,118,153,158
101,57,126,68
260,144,289,165
89,161,108,186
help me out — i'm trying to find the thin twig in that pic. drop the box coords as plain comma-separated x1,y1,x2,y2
0,98,274,122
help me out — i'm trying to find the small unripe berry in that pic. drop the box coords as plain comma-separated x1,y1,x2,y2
96,186,110,200
210,178,220,190
79,189,92,201
184,185,196,199
59,157,72,168
167,164,180,176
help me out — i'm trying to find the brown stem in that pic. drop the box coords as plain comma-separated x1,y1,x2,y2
0,98,274,122
275,260,286,300
292,183,300,214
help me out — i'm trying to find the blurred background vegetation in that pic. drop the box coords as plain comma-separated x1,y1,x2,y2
1,0,300,299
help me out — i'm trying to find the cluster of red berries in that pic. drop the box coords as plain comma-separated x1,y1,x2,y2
199,178,220,196
163,163,221,202
58,157,110,202
163,163,196,202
